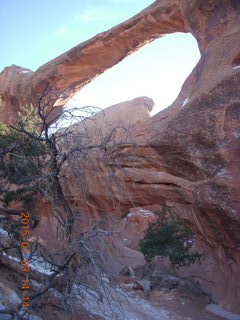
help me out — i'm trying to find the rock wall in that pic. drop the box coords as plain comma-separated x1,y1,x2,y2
1,0,240,313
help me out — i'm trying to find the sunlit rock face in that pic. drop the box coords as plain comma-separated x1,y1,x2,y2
1,0,240,313
69,96,154,144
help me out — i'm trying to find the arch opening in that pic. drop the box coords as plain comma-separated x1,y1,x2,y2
67,33,200,115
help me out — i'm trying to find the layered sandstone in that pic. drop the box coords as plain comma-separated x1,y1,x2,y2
1,0,240,313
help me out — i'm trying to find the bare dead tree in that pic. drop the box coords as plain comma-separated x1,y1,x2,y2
0,83,133,320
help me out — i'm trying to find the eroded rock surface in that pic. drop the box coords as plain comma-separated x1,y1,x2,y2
1,0,240,313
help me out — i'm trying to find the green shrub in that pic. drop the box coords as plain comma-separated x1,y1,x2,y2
139,214,202,267
0,105,47,203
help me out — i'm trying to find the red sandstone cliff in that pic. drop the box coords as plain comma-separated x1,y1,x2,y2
1,0,240,313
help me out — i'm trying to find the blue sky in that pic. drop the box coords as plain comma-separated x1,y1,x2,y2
0,0,201,114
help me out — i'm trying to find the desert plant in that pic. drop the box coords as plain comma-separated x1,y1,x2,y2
0,84,130,320
139,214,202,267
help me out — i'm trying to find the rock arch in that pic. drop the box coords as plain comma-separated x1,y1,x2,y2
1,0,240,312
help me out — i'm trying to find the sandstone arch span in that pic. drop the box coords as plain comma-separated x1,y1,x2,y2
0,0,185,125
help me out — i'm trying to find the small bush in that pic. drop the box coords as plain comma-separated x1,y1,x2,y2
0,105,47,203
139,214,202,267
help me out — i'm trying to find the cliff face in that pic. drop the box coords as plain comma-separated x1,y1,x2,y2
1,0,240,313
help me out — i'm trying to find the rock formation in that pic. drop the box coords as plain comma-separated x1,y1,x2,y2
0,0,240,314
0,0,184,125
68,96,154,145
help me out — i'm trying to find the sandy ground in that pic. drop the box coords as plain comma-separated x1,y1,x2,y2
117,286,226,320
81,281,228,320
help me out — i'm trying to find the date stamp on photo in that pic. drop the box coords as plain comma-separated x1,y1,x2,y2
20,212,31,308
